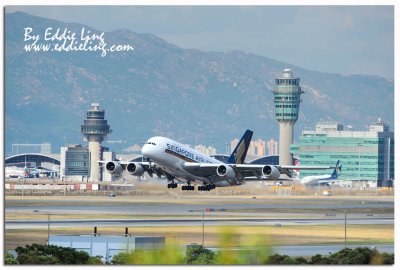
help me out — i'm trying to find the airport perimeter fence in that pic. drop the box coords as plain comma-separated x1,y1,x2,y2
4,189,150,197
4,186,394,197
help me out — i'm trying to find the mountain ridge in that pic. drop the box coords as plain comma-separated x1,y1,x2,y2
5,11,394,154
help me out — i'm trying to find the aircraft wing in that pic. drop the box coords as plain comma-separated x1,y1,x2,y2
182,163,335,179
99,160,163,178
99,160,151,168
182,163,220,177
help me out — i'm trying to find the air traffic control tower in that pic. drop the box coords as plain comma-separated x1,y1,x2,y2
272,69,304,166
81,103,111,182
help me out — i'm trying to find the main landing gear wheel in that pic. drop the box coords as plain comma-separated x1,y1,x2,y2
182,185,195,191
198,184,216,191
167,183,178,189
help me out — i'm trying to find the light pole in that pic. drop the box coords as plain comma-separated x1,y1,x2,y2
202,210,205,247
358,143,363,190
34,210,50,245
344,210,347,248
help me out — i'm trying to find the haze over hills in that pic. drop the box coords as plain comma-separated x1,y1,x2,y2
5,11,394,155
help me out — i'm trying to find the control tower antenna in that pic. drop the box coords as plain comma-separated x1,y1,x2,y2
81,103,112,182
272,69,305,166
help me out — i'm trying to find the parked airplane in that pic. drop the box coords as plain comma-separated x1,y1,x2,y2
299,160,342,186
101,130,334,191
5,166,30,179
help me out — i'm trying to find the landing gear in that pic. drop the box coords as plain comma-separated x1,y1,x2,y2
167,182,178,189
182,185,195,191
198,184,216,191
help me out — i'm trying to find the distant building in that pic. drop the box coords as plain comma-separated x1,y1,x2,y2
230,139,240,156
5,153,60,172
60,145,90,182
60,144,115,182
195,144,217,156
230,138,267,157
81,103,112,182
266,139,279,156
11,142,51,156
49,234,165,263
249,139,266,156
291,119,394,186
272,69,305,166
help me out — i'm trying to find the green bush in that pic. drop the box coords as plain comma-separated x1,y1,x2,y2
186,246,215,264
309,254,331,264
4,252,17,265
15,244,103,265
111,245,185,265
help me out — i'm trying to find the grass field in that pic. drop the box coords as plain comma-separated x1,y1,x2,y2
5,224,393,250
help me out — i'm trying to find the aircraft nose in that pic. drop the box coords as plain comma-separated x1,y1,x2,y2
141,143,154,159
141,143,149,157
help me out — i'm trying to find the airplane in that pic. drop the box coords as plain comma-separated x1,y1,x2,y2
100,130,335,191
299,160,342,186
5,166,30,179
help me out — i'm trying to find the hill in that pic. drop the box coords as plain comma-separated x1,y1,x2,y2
5,11,394,154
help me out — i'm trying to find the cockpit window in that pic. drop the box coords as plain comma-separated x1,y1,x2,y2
146,142,156,145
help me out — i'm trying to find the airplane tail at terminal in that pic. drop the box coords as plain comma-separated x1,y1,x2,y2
226,129,253,164
331,160,342,179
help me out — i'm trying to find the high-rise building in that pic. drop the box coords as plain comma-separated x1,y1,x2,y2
291,119,394,186
60,144,90,182
194,145,217,156
272,69,304,165
230,138,266,157
266,139,279,156
81,103,111,182
248,139,266,156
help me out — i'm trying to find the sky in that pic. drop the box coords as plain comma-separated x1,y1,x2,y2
5,5,394,78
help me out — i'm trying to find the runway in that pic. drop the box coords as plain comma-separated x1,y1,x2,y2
5,215,394,230
5,198,394,215
5,196,394,229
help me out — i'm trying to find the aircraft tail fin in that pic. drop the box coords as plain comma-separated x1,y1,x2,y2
227,129,253,164
331,160,341,179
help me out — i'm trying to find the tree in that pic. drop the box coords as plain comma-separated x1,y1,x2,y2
186,246,215,264
4,252,17,265
310,254,331,265
15,244,100,265
111,251,131,265
268,254,297,264
87,256,104,265
111,245,185,265
379,252,394,265
329,247,378,264
294,256,308,264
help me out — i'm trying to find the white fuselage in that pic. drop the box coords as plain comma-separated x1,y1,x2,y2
301,174,332,186
5,166,29,178
141,136,225,185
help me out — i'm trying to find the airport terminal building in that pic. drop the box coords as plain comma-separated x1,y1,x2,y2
291,119,394,186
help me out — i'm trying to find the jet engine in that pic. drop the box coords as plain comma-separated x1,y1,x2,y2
216,164,236,179
262,165,280,179
105,161,123,174
126,162,145,176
